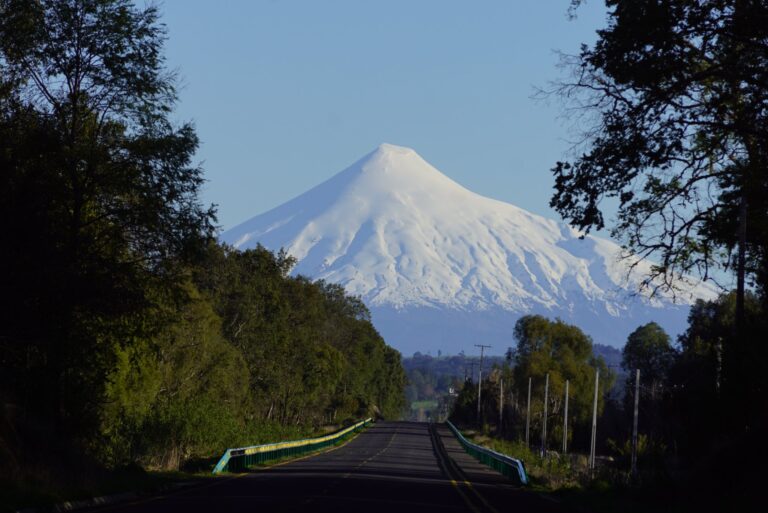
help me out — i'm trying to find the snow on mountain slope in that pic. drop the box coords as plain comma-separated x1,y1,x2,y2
222,143,718,353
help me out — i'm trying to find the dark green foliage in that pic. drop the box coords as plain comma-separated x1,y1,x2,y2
97,283,251,469
549,2,768,506
451,315,614,453
0,0,405,493
550,0,768,297
617,323,675,458
449,378,480,427
195,244,406,426
621,323,674,404
612,292,768,507
670,291,766,455
0,0,215,466
510,316,614,451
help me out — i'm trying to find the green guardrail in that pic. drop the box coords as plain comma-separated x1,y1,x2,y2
212,418,373,474
445,420,529,485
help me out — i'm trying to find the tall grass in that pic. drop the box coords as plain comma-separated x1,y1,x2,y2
462,430,588,489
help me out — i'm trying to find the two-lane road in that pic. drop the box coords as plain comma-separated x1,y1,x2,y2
99,422,565,512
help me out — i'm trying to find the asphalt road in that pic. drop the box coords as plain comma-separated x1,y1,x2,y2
98,421,566,513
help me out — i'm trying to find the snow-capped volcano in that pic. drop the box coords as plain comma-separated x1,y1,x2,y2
222,143,717,354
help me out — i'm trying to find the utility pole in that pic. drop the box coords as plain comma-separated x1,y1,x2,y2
525,377,532,447
589,369,600,470
715,337,723,396
475,344,491,425
541,373,549,457
499,378,504,430
631,369,640,478
563,379,569,454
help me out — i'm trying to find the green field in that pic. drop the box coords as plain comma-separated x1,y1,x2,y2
409,400,438,411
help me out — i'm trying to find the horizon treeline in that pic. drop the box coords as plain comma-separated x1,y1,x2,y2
450,315,616,454
0,0,404,481
449,292,768,507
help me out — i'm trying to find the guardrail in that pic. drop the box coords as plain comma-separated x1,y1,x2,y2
212,418,373,474
445,420,529,485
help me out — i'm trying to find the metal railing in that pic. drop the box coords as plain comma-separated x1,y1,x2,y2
445,420,529,485
212,418,373,474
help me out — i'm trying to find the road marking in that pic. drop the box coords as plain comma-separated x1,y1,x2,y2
430,424,501,513
340,423,397,479
430,425,483,513
458,476,499,513
445,475,482,513
304,423,398,505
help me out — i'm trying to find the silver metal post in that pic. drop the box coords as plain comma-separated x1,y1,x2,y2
563,379,569,454
525,377,532,447
631,368,640,478
542,373,549,457
589,369,599,470
499,378,503,429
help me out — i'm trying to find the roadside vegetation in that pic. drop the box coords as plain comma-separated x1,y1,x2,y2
451,294,767,512
2,0,767,512
455,0,768,509
0,1,405,510
524,0,767,510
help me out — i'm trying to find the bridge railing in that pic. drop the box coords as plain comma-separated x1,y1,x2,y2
212,418,373,474
445,420,529,485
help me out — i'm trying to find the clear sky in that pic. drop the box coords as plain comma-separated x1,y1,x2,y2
160,0,609,232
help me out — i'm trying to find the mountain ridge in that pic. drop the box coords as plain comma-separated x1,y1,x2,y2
222,143,717,353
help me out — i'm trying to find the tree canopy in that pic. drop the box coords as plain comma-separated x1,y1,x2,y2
512,315,614,430
551,0,768,300
449,315,615,452
0,1,406,489
0,0,215,443
621,322,674,401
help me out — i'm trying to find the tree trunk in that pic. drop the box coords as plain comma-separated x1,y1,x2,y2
736,191,747,339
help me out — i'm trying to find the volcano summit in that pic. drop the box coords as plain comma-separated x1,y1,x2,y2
222,144,716,354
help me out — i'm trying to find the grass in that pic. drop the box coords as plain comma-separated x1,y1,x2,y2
2,422,368,513
457,428,688,513
410,400,438,410
0,466,212,513
460,430,583,489
551,482,682,513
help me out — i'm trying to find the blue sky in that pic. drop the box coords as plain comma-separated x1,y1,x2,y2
161,1,609,231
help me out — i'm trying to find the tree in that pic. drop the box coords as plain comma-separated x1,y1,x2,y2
621,322,674,403
550,1,768,320
672,291,766,436
99,283,250,469
511,315,614,451
195,243,405,426
621,322,674,443
0,0,214,451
